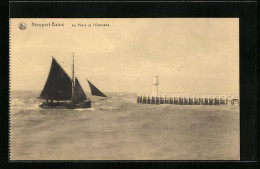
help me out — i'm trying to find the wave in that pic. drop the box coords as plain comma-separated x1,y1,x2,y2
12,105,40,110
97,106,116,110
74,108,95,111
11,101,25,106
123,99,130,102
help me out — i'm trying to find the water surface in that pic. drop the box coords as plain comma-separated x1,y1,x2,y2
10,91,239,160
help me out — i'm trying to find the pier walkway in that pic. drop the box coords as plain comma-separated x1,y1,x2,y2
137,93,239,105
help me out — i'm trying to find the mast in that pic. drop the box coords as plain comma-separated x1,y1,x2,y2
72,52,75,101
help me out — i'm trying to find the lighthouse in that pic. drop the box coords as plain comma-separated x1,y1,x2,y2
152,75,159,96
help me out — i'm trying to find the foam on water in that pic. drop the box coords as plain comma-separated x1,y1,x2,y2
74,108,95,111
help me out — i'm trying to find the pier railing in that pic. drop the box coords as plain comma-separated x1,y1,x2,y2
137,93,239,105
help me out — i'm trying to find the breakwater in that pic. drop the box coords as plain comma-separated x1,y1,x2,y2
137,93,239,105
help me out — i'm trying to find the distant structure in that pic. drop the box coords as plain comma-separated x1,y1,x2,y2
152,75,159,96
137,76,239,105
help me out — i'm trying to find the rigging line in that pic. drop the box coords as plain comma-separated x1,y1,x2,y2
74,68,93,83
74,69,91,84
55,59,107,97
75,68,87,78
54,58,87,79
74,69,108,98
74,68,100,89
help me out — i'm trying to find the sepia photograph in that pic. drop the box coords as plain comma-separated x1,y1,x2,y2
10,18,239,160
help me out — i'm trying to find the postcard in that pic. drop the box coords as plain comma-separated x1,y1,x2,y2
10,18,239,160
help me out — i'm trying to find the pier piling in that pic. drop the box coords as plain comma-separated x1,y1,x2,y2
137,93,239,105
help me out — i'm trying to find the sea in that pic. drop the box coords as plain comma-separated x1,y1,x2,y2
10,90,240,160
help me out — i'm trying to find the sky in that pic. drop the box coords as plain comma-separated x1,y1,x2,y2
10,18,239,95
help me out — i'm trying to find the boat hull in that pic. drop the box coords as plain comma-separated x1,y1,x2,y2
39,100,91,109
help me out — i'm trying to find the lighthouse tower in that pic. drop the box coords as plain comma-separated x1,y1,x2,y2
152,75,159,96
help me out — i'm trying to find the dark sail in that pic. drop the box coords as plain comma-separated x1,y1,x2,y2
40,57,72,100
73,77,87,103
87,80,107,97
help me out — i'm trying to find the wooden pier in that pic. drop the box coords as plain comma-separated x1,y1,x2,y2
137,94,239,105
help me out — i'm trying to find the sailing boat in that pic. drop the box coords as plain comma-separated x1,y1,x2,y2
38,54,107,109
